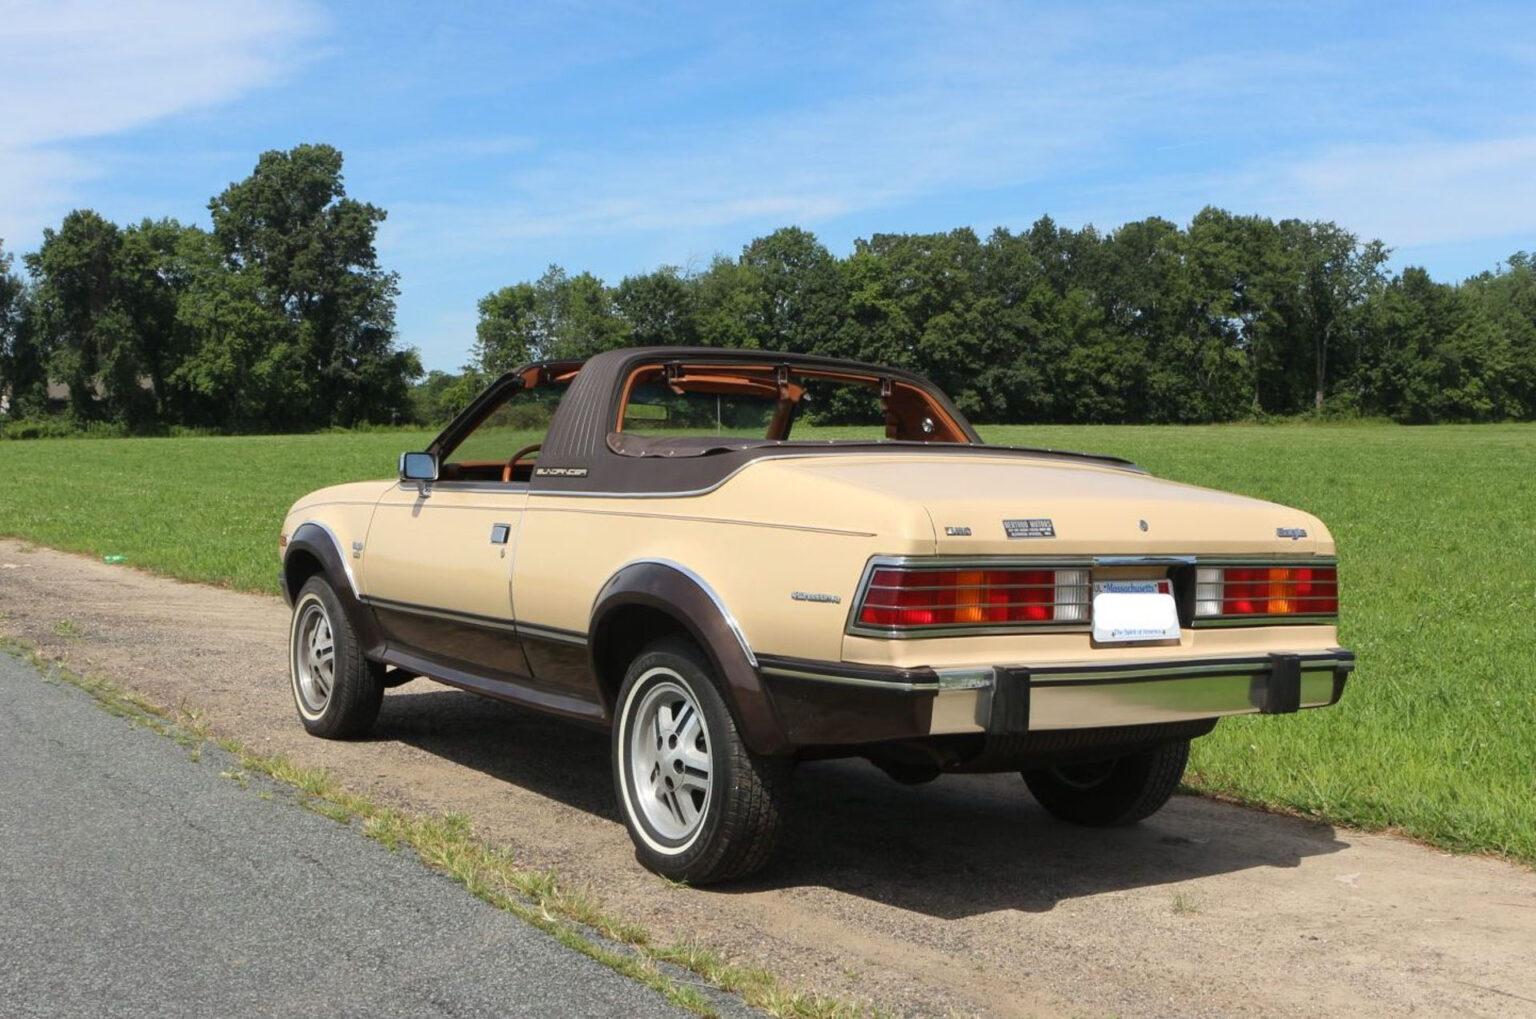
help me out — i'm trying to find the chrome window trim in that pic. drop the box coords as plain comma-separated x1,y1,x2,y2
528,451,888,501
394,480,531,494
526,446,1137,502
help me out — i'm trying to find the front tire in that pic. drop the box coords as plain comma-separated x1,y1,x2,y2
613,637,787,884
289,575,383,739
1022,740,1189,826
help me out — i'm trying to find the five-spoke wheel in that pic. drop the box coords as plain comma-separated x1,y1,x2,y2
627,676,714,842
292,598,335,716
288,575,383,739
613,637,787,884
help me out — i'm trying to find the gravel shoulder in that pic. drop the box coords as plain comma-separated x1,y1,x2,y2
2,538,1534,1018
0,647,692,1019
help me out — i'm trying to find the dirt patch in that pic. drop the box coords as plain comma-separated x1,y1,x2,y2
3,538,1535,1017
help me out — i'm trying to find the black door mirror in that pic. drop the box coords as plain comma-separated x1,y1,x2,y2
399,451,438,482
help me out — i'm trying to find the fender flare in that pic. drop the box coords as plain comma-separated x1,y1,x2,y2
282,521,386,658
589,560,787,755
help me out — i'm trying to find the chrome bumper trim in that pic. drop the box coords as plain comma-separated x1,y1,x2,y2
986,649,1355,734
759,648,1355,734
933,650,1356,735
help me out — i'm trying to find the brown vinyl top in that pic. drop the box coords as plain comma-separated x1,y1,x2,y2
434,347,1142,497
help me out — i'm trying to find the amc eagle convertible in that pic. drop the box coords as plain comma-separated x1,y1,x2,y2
279,347,1353,883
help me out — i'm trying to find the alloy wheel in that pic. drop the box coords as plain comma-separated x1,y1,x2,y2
627,673,713,842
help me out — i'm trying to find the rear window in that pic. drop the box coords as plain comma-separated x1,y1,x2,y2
621,381,780,437
617,365,964,444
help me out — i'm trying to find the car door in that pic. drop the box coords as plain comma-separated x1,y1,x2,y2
362,479,532,683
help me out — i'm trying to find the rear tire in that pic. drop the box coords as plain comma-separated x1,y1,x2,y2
289,575,383,739
1022,740,1189,826
613,636,788,884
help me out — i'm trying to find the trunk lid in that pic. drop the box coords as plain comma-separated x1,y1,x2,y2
776,451,1326,556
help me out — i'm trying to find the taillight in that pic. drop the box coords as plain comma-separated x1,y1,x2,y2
1195,565,1338,619
856,567,1090,630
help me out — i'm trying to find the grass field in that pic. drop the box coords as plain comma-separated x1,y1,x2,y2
2,422,1533,864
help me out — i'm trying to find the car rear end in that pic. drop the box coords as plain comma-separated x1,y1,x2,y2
748,452,1353,772
843,553,1351,740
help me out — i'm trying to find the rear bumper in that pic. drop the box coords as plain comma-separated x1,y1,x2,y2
757,648,1355,747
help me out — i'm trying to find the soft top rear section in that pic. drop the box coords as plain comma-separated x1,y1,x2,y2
606,430,1142,467
540,346,983,457
448,346,1143,497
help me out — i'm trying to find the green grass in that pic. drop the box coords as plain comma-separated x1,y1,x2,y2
1,422,1533,863
0,429,437,591
989,422,1536,863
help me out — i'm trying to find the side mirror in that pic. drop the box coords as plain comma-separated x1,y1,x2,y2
399,451,438,482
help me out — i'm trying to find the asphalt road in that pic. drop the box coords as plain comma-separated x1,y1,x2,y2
0,651,695,1019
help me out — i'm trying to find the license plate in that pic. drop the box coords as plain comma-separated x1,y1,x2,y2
1092,580,1181,643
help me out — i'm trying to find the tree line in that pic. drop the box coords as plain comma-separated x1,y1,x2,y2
446,215,1536,426
4,145,1534,434
0,144,418,434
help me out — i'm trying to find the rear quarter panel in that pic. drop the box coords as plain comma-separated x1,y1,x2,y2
512,461,936,662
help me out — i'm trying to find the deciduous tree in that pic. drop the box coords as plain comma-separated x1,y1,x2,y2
208,144,418,428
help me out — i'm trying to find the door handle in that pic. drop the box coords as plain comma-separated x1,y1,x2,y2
489,523,511,545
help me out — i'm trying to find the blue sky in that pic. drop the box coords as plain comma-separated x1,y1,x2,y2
5,1,1536,372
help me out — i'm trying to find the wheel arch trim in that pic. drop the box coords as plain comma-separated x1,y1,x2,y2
593,557,757,667
283,521,359,600
283,521,384,658
588,559,786,755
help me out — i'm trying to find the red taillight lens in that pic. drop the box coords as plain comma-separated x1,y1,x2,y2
1206,566,1337,617
857,568,1087,629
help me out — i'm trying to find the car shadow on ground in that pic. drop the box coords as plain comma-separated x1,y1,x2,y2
378,687,1347,918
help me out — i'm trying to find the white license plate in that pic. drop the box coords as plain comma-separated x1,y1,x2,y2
1092,580,1181,643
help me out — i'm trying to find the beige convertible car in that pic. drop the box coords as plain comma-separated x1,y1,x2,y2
279,347,1352,883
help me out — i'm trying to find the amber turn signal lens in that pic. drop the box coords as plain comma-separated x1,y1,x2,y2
857,567,1089,629
1209,566,1337,617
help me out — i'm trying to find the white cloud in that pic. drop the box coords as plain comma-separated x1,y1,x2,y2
0,148,89,254
1264,136,1536,249
0,0,321,251
1054,132,1536,261
378,3,1368,264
